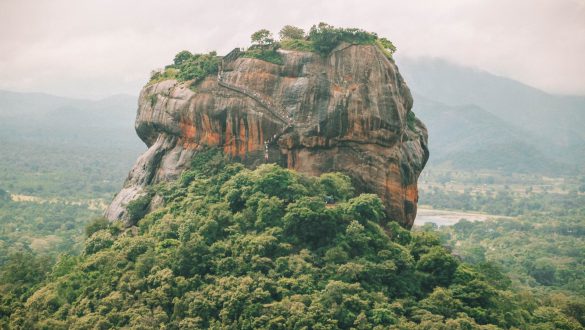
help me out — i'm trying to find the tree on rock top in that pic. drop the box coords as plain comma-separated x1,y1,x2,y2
251,29,274,46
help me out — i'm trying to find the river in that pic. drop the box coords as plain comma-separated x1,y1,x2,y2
414,208,499,227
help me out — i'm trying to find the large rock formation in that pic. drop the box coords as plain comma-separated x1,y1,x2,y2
106,43,429,228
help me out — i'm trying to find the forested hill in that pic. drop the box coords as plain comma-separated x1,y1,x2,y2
1,150,582,329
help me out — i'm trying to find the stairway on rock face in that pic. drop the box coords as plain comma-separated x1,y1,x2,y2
218,50,293,126
217,51,302,161
217,76,292,125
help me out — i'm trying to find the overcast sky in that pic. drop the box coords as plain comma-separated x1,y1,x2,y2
0,0,584,99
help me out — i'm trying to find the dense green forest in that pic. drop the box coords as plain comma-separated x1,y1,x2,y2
0,197,99,265
1,150,583,329
435,213,585,295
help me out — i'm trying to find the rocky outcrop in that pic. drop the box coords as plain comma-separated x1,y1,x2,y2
106,43,429,228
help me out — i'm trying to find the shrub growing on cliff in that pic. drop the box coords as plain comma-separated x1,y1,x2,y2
173,50,194,66
377,37,397,57
244,29,284,65
149,51,219,86
274,22,396,57
280,38,315,52
308,22,379,55
174,51,219,83
148,67,178,85
241,48,283,65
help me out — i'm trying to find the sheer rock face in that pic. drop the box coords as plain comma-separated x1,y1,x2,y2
106,43,429,228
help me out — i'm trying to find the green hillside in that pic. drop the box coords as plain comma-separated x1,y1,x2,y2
2,150,582,329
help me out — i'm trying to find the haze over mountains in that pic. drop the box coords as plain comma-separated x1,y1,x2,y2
398,57,585,174
0,90,144,197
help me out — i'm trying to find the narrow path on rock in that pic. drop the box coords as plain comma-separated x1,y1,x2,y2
217,53,296,149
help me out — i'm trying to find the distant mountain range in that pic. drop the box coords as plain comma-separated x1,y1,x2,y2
397,57,585,174
0,90,142,147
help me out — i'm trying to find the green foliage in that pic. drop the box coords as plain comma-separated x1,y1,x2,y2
148,24,396,83
83,230,114,255
421,182,585,217
319,172,354,202
308,22,379,55
0,199,99,265
173,50,193,66
407,110,417,131
438,210,585,296
125,192,153,224
241,47,284,65
279,38,315,52
243,23,397,58
84,217,109,237
279,25,305,40
148,67,178,85
2,151,577,329
149,51,219,86
416,181,585,329
376,37,397,58
174,51,219,84
343,193,385,225
416,246,460,289
250,29,274,46
283,196,341,247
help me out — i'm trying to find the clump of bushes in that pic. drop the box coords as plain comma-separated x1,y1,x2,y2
148,51,219,86
279,38,315,52
242,29,284,65
242,23,397,65
248,23,397,58
148,24,396,82
148,67,178,85
241,47,284,65
308,22,379,54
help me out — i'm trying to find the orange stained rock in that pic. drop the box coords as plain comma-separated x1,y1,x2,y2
179,120,197,141
405,184,418,203
223,115,235,155
238,118,247,158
